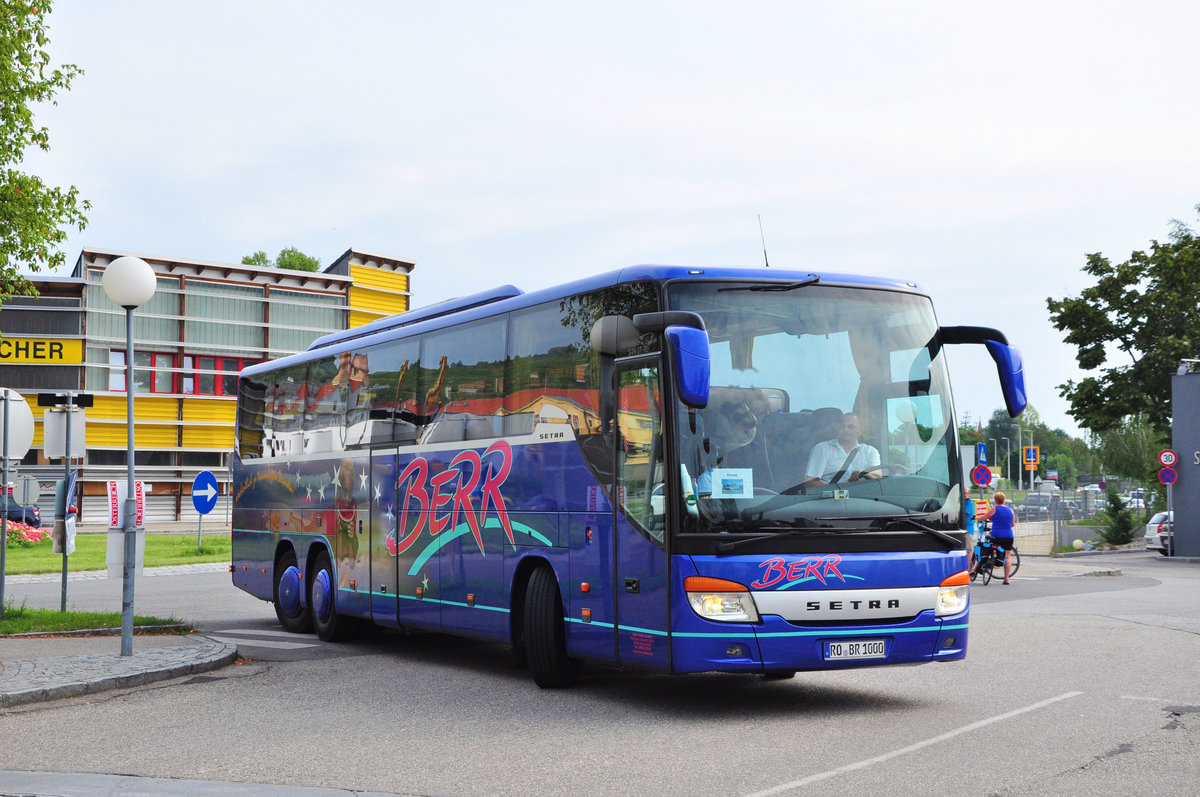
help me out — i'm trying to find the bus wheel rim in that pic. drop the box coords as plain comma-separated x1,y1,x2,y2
313,568,333,623
278,565,303,618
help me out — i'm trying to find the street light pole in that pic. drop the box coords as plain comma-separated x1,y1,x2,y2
1002,437,1011,490
102,257,156,657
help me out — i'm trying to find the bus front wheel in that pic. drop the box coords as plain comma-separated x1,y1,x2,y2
525,565,580,688
274,549,312,633
310,549,355,642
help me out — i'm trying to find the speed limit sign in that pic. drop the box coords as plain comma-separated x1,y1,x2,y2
1159,449,1178,467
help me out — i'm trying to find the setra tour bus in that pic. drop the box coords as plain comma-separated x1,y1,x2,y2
231,265,1026,687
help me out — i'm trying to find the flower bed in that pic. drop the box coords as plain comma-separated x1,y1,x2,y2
5,521,49,548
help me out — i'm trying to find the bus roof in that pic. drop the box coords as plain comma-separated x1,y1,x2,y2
243,265,925,378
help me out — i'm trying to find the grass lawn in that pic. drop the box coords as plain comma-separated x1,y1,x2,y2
0,604,188,635
4,533,230,576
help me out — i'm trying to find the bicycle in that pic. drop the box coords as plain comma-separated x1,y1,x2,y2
970,526,1020,585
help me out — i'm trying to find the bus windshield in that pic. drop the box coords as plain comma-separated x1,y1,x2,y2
667,281,961,533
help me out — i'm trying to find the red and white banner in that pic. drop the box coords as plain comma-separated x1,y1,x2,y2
107,480,148,529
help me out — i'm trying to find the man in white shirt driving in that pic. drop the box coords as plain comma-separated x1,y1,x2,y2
803,412,881,487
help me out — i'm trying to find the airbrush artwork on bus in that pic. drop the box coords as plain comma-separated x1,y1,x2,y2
231,418,597,624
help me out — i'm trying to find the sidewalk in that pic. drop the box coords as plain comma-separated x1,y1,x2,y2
0,633,237,708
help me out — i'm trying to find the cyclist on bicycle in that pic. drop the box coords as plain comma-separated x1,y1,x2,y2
983,491,1016,584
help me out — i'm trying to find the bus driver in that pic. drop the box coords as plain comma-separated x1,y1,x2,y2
803,412,881,487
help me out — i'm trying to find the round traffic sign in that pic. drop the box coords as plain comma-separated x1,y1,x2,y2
971,465,992,487
1159,467,1177,485
0,388,34,460
192,470,219,515
13,474,39,506
1159,449,1178,467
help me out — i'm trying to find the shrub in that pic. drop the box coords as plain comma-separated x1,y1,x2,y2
1096,489,1139,546
4,521,50,549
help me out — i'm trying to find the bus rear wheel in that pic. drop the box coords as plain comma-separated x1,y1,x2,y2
310,549,355,642
525,565,580,688
274,549,312,633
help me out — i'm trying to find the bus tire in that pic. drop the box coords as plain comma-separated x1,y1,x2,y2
310,549,355,642
525,565,580,688
273,548,312,633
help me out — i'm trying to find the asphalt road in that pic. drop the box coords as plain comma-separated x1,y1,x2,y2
1,552,1197,796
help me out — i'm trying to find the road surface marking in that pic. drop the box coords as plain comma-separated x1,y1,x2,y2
742,691,1083,796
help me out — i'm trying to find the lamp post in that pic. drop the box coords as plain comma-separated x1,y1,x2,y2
102,256,156,656
1002,437,1011,490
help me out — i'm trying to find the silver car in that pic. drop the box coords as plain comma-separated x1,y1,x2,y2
1144,511,1173,555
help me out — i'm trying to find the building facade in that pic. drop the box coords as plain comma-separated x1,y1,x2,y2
0,246,413,524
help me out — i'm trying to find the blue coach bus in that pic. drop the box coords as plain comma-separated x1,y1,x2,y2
231,266,1025,687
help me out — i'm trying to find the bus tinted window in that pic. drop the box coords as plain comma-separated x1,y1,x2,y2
419,316,507,444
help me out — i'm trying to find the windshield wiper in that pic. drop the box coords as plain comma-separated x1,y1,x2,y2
704,519,794,535
879,516,960,549
712,526,847,555
717,275,820,293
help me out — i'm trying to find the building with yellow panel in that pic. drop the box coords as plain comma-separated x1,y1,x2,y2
0,246,413,523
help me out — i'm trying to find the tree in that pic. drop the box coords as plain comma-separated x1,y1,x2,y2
276,247,320,272
238,247,321,272
1043,453,1077,489
1096,488,1139,547
1047,206,1200,437
0,1,89,303
240,247,322,272
1092,412,1165,484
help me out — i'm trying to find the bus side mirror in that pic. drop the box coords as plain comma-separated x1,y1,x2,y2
939,325,1027,418
591,315,641,356
666,325,710,408
985,339,1026,418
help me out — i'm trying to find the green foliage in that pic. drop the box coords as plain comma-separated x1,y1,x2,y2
1048,206,1200,437
1096,488,1139,546
4,520,48,548
0,1,89,300
240,246,322,272
1093,413,1166,483
275,247,321,271
241,250,270,266
3,532,231,575
0,599,185,634
1044,453,1077,489
957,422,984,447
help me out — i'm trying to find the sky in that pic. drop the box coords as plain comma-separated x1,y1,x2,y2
22,0,1200,442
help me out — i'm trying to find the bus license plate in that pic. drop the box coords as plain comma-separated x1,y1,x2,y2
824,639,886,661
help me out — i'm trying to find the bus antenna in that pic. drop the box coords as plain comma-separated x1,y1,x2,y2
757,214,770,267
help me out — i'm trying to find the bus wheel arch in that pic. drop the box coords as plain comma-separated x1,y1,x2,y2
273,544,312,633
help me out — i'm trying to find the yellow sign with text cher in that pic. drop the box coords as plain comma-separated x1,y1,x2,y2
0,337,83,364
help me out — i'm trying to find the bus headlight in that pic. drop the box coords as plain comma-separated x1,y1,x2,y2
935,571,970,616
684,576,759,623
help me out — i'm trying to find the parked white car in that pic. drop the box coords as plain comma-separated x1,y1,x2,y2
1144,511,1173,556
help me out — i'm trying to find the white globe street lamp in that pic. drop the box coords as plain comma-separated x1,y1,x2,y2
102,256,157,656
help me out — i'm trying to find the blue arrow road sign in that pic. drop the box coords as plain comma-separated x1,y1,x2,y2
192,470,219,515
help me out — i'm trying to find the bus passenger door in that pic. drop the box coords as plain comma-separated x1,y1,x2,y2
614,363,671,670
370,450,399,627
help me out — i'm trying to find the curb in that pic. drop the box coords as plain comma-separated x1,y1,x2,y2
0,635,238,709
